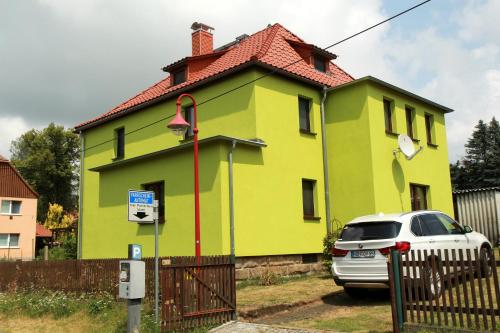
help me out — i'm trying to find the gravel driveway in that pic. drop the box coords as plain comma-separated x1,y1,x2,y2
210,321,325,333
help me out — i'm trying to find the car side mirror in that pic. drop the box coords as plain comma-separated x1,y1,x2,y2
463,225,473,233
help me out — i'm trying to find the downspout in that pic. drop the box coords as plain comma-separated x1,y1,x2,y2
78,133,85,259
228,140,237,258
321,86,332,234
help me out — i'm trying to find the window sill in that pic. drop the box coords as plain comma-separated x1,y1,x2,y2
385,130,399,137
427,142,439,148
0,247,19,249
179,137,194,143
410,137,420,143
112,156,124,162
0,213,21,216
303,215,321,221
299,129,317,136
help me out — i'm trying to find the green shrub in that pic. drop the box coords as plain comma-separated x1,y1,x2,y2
259,270,279,286
322,225,343,271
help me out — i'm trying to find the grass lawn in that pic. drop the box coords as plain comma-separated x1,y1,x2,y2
237,273,342,313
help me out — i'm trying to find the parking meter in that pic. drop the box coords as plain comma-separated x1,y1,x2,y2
119,260,145,299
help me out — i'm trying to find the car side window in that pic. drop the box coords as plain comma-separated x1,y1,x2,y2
436,214,463,235
418,214,448,236
410,217,424,236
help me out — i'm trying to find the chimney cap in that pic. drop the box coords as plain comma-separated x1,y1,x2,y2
191,22,214,33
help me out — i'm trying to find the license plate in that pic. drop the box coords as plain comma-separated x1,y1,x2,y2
351,250,375,258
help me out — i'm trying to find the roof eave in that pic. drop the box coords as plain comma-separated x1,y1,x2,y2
75,60,328,132
327,76,454,113
88,135,267,172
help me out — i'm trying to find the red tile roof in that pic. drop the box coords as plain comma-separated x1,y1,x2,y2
0,157,39,199
36,223,52,238
75,23,354,131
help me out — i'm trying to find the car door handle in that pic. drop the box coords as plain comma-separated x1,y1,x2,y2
429,239,435,243
454,239,460,242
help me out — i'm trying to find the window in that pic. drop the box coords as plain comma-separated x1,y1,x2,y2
183,106,194,140
436,214,464,235
173,69,186,85
410,217,424,236
143,181,165,223
115,127,125,159
410,184,428,211
405,107,415,139
383,99,394,133
313,56,326,72
425,113,434,145
302,179,316,218
339,221,402,241
298,97,311,132
418,214,448,236
0,200,21,215
0,234,19,248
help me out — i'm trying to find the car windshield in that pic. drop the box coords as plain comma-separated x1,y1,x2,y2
339,221,402,241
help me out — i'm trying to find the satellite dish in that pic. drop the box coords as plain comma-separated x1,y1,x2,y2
398,134,415,157
393,134,423,160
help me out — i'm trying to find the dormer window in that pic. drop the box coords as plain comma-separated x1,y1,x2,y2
313,55,326,72
173,68,186,85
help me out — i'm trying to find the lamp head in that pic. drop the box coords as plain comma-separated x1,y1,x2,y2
167,105,190,136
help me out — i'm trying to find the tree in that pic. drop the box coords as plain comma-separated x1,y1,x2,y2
10,123,79,221
44,203,75,230
451,117,500,190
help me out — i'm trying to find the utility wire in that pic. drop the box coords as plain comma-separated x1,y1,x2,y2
82,0,431,153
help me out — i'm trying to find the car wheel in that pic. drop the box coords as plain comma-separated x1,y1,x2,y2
480,246,492,277
424,260,444,300
344,287,364,298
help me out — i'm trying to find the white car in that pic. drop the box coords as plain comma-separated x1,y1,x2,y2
331,210,492,296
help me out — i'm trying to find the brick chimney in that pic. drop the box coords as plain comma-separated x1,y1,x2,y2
191,22,214,56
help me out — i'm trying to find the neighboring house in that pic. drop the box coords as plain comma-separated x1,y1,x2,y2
0,155,38,260
75,23,454,275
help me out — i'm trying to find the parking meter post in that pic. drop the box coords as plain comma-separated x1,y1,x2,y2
123,244,144,333
154,200,159,326
391,250,404,331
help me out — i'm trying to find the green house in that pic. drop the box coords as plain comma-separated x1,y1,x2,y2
75,23,453,276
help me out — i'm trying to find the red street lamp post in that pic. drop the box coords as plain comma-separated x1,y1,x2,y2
167,93,201,266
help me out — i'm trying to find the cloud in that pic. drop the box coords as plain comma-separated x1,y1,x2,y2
0,0,498,163
0,117,32,158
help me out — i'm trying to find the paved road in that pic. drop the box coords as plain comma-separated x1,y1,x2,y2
210,321,325,333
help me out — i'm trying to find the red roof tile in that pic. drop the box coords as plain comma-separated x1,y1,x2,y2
36,224,52,238
75,23,354,130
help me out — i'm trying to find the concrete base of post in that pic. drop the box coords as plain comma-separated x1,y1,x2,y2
127,298,141,333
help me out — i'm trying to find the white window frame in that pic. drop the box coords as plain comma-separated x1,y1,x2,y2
0,233,20,248
0,200,22,216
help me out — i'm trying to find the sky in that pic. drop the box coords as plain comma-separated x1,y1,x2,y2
0,0,498,162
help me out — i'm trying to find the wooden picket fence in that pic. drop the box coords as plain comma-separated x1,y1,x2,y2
388,248,500,333
0,256,236,331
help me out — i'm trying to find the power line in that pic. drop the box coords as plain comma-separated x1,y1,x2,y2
82,0,431,153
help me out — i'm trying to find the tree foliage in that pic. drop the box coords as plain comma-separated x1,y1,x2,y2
10,123,79,221
44,203,75,230
452,117,500,190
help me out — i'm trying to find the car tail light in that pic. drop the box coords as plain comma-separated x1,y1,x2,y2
332,246,349,257
378,241,411,256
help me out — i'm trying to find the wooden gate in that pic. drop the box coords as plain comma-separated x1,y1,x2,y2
160,256,236,331
388,248,500,333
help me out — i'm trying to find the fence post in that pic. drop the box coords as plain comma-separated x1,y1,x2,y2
389,250,404,333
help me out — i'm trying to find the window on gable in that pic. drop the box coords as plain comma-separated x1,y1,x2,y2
313,55,326,72
425,113,435,145
173,68,186,85
115,127,125,160
143,181,165,223
302,179,316,218
383,99,394,133
0,200,21,215
183,105,194,140
298,97,311,132
0,234,19,248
